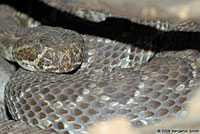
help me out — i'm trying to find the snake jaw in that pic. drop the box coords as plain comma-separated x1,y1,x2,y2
12,26,84,73
36,44,83,73
14,43,83,73
35,30,84,73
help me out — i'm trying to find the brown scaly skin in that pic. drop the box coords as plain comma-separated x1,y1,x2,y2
1,2,200,134
0,5,84,73
6,49,200,134
12,26,84,73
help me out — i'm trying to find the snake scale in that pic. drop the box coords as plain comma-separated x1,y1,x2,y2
0,2,200,134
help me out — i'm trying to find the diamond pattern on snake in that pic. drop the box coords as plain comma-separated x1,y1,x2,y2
0,3,200,134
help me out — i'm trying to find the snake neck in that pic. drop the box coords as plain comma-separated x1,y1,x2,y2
0,25,34,62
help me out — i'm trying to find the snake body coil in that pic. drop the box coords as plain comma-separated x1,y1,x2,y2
0,4,200,134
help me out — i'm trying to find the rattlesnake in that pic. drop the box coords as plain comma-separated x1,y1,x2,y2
0,2,200,134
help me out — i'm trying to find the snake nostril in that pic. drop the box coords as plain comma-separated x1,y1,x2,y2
63,32,78,43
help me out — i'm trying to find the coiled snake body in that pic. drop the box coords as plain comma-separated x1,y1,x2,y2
0,4,200,134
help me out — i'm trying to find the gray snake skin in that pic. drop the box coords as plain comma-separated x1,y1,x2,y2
0,3,200,134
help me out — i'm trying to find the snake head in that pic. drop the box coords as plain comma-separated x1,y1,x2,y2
13,26,84,73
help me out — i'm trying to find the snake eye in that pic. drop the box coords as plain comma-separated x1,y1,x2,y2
63,32,79,43
62,33,69,40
